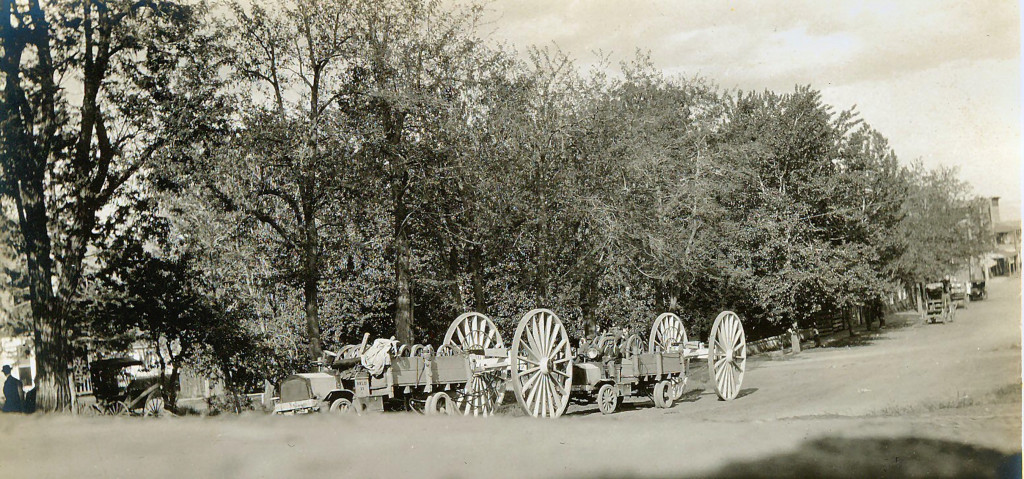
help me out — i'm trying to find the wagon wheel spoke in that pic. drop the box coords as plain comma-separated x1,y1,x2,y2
549,336,568,357
540,378,557,415
547,378,561,417
733,340,745,355
539,313,553,357
550,368,570,380
545,377,557,417
548,375,568,396
527,378,542,415
714,360,727,382
518,355,540,367
525,323,543,360
486,327,498,349
521,368,542,392
545,313,558,354
520,366,540,376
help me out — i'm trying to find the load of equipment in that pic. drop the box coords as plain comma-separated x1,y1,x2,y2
274,309,747,419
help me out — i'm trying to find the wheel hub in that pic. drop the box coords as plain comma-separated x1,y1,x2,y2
539,356,550,375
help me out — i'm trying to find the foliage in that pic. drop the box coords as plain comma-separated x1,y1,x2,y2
81,207,285,405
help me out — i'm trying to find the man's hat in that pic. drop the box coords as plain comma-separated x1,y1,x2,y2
1,365,11,374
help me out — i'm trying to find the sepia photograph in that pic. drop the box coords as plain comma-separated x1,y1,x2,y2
0,0,1021,477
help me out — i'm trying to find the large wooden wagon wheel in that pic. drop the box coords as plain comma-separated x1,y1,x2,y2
707,311,746,401
443,312,505,351
338,344,361,359
510,309,573,418
623,334,645,357
107,401,129,416
143,396,164,417
443,312,507,416
409,344,432,358
595,331,618,357
649,313,687,353
435,344,459,356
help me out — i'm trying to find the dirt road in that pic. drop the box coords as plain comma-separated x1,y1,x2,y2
2,278,1020,478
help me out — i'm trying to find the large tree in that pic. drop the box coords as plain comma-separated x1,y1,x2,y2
0,0,220,410
345,0,489,344
192,0,361,361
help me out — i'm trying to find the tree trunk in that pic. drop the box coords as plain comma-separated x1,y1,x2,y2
14,167,71,412
300,220,322,360
394,177,414,344
470,244,486,313
654,280,666,313
384,105,413,345
302,273,323,360
4,55,69,411
580,272,599,337
915,282,924,319
445,244,466,313
845,308,858,337
167,364,181,410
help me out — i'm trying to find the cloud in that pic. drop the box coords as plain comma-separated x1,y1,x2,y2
476,0,1019,89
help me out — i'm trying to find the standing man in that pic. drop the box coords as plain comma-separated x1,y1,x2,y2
2,365,24,413
788,321,802,354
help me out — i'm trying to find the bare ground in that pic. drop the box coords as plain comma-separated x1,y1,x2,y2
1,278,1020,478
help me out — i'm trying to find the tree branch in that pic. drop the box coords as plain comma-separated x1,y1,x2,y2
257,186,303,226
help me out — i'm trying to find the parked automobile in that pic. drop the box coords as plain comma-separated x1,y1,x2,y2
969,280,987,301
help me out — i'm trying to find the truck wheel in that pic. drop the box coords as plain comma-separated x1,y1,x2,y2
425,392,455,416
597,384,618,415
653,380,673,408
329,397,354,414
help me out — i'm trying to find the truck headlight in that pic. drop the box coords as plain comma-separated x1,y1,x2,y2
586,347,599,359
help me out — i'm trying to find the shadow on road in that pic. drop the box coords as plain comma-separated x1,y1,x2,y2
678,388,705,403
815,310,920,350
735,387,757,399
587,437,1020,479
820,313,919,349
565,386,760,416
824,333,889,349
702,437,1020,479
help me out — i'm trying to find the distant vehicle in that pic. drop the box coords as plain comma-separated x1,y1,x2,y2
949,280,967,308
969,280,987,301
88,357,166,416
924,282,953,324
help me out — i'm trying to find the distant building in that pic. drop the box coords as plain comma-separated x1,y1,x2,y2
986,197,1021,276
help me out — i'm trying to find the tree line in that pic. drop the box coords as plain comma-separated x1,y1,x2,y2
0,0,992,411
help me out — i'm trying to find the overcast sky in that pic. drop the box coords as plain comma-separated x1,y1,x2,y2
466,0,1021,219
